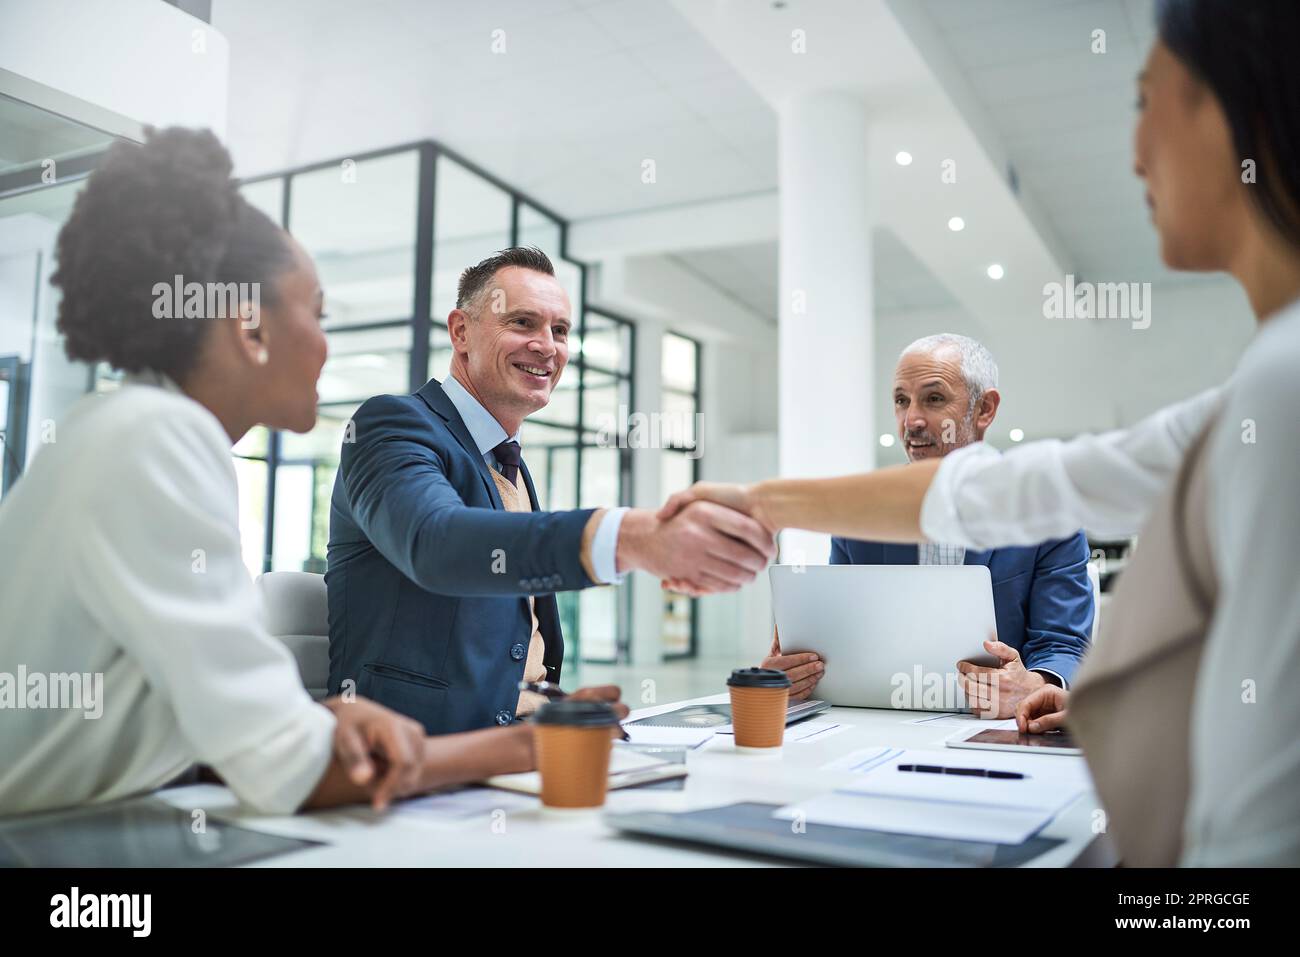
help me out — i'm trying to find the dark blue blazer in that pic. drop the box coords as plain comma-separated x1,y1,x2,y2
828,533,1094,685
325,379,598,734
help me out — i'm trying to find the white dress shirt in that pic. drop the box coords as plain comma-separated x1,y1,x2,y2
442,374,627,583
0,374,335,817
917,542,965,565
919,298,1300,866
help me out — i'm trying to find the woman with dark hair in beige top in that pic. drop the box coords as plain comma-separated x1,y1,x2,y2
662,0,1300,866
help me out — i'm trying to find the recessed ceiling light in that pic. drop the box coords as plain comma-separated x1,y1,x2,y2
987,263,1005,280
879,434,896,448
1009,428,1024,442
895,151,913,166
948,216,965,232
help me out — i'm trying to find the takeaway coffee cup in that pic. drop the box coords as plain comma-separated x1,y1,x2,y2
533,699,621,808
727,667,792,750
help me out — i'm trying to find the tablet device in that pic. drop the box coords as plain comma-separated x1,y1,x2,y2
0,797,321,867
947,727,1083,756
770,564,999,711
606,802,1063,868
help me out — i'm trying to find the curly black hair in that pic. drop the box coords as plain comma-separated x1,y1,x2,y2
52,127,292,382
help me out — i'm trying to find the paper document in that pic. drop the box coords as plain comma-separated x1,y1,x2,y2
391,787,537,824
836,748,1090,809
905,713,1018,730
821,746,905,773
621,724,717,748
716,719,843,744
790,747,1092,844
774,792,1057,845
786,720,847,743
485,746,687,794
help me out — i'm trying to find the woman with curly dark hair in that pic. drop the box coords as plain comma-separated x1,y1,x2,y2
0,128,585,817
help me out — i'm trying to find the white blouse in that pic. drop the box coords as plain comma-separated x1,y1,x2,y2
0,375,334,816
920,299,1300,866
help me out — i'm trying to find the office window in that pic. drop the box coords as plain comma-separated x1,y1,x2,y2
240,177,283,226
0,174,98,498
227,152,422,575
290,152,419,328
429,153,512,379
581,311,632,376
232,428,270,576
574,306,635,663
1,126,641,661
518,203,563,263
660,332,701,657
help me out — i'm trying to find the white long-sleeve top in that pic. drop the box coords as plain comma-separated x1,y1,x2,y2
920,386,1225,548
0,375,334,817
920,299,1300,866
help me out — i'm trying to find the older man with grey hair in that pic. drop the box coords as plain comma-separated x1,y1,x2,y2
763,332,1095,717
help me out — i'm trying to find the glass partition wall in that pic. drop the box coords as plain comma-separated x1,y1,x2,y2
0,95,121,497
2,129,656,665
236,142,636,665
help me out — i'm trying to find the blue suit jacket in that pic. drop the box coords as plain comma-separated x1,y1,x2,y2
828,533,1094,685
326,379,599,734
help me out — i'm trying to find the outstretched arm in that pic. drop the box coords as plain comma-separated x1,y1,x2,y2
344,395,775,598
658,386,1223,550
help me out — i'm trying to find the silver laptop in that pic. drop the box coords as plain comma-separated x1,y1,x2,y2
770,564,999,711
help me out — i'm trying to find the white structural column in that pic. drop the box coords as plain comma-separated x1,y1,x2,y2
778,91,876,565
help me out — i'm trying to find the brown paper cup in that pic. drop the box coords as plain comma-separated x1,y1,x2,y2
729,685,789,749
535,724,614,808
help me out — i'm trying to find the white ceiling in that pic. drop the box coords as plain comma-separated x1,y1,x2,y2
212,0,777,220
211,0,1223,335
682,232,957,324
916,0,1173,283
666,0,1223,327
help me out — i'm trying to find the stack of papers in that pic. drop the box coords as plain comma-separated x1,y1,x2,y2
779,747,1091,844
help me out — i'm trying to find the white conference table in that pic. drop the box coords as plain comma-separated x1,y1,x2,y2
157,694,1116,868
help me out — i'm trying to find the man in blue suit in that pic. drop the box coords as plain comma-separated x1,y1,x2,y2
763,334,1094,717
327,247,775,735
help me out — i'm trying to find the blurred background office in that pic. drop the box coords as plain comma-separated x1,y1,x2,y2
0,0,1254,698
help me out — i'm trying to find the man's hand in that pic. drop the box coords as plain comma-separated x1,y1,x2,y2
1015,685,1070,733
322,695,427,810
759,630,823,701
566,684,630,720
956,638,1045,719
617,500,776,595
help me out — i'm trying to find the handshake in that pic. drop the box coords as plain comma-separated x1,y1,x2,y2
614,482,773,596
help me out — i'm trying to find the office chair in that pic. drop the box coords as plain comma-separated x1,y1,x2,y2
255,571,330,700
